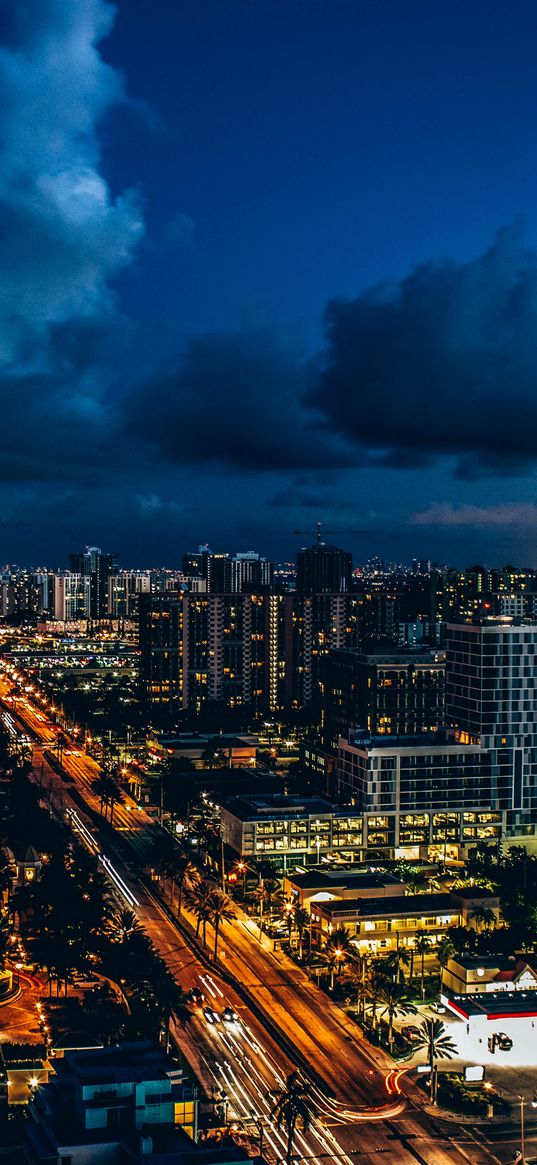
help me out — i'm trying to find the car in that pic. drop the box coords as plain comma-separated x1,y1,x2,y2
222,1007,237,1023
496,1032,513,1051
71,973,100,990
431,1002,446,1014
401,1025,421,1042
204,1007,219,1024
188,987,204,1004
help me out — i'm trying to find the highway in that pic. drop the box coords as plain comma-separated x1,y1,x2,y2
0,670,517,1163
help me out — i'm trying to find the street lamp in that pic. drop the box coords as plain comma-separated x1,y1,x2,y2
517,1094,537,1165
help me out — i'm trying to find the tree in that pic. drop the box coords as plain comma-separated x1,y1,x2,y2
413,1018,458,1104
447,924,478,956
202,740,227,769
270,1073,315,1165
471,905,496,933
293,906,310,959
373,947,409,986
108,907,142,942
144,959,189,1046
106,777,125,826
82,983,126,1046
207,888,236,960
377,981,417,1050
254,877,284,928
392,861,429,893
414,932,433,999
436,935,456,969
323,927,353,988
174,853,199,915
90,776,111,817
341,954,368,1016
184,878,213,946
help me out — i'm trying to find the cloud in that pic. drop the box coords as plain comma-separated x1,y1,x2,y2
410,502,537,528
126,228,537,483
311,227,537,477
126,324,353,471
0,0,143,481
135,493,184,518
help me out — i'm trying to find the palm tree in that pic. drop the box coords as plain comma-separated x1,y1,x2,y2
106,778,125,826
109,907,142,942
270,1072,315,1165
413,1018,458,1104
293,905,310,959
341,954,368,1016
155,856,175,901
323,927,353,988
254,877,283,929
90,776,111,817
374,947,409,985
377,981,417,1050
184,878,213,946
436,934,456,970
414,931,433,999
148,960,189,1046
207,888,236,960
174,854,199,915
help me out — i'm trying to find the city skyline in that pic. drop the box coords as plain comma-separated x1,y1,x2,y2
4,2,537,564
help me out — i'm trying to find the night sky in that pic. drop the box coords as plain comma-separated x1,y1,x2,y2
3,0,537,567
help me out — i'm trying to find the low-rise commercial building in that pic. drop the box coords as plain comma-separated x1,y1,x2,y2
220,793,363,871
442,954,537,997
283,867,405,911
311,889,499,953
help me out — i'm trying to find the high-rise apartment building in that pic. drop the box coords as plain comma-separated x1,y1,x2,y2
321,646,446,747
296,542,353,594
107,571,151,618
70,546,119,618
446,619,537,836
53,574,91,621
138,592,182,709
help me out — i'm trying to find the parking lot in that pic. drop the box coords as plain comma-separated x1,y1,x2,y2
394,1002,537,1104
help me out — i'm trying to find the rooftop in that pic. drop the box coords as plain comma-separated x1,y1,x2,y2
449,955,522,970
55,1040,182,1086
285,868,404,891
343,730,483,753
447,992,537,1020
317,892,456,918
221,793,357,820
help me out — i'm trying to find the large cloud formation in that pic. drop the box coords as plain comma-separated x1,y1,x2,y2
0,0,143,481
126,325,352,472
311,228,537,477
128,229,537,481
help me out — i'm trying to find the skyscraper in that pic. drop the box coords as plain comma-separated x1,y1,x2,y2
70,546,119,619
138,592,182,710
296,542,353,594
446,619,537,838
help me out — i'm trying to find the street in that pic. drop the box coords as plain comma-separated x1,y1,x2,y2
0,676,528,1164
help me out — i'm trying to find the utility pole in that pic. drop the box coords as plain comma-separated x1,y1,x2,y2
220,830,226,891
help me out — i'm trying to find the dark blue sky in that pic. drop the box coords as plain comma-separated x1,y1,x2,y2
2,0,537,567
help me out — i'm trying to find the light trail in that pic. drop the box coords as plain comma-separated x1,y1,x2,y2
98,854,139,908
65,808,100,853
